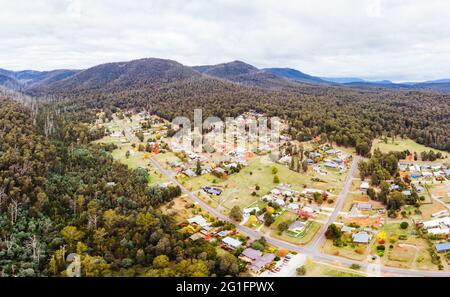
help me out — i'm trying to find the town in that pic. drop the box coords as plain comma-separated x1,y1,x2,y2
93,109,450,276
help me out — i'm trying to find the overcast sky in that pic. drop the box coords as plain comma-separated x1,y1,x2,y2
1,0,450,82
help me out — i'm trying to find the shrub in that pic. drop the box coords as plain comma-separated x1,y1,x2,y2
350,264,361,270
400,222,409,229
296,266,306,276
377,245,385,251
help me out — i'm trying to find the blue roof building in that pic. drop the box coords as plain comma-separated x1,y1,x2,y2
435,242,450,253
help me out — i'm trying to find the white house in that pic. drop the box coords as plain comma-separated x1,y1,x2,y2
287,203,299,210
222,237,242,250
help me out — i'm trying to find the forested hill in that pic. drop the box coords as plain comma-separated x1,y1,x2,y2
25,58,450,153
0,97,240,277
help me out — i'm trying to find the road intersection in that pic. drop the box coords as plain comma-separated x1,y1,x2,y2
119,118,450,277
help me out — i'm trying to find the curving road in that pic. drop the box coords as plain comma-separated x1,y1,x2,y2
149,155,450,277
118,118,450,277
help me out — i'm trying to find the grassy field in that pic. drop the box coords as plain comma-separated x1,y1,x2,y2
373,138,449,159
301,261,365,277
94,137,168,186
322,238,373,261
269,214,321,245
428,182,450,202
342,179,370,212
183,154,348,211
376,223,438,270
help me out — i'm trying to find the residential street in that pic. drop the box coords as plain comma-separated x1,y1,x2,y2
120,119,450,277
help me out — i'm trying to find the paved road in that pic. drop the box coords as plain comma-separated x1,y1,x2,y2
149,154,450,277
119,119,450,277
308,156,361,252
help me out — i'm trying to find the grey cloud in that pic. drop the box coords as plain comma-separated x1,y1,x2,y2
0,0,449,82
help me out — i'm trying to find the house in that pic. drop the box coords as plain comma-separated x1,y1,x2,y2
309,152,321,158
390,184,400,191
170,161,184,168
201,166,212,174
356,202,372,210
422,172,433,178
411,172,422,178
415,185,424,192
224,163,238,169
279,155,292,164
341,226,355,233
332,157,343,163
282,190,294,197
239,248,262,263
433,171,442,177
435,242,450,253
428,228,449,235
432,210,449,217
301,206,315,214
202,186,222,196
360,182,370,193
325,149,338,155
275,198,286,207
324,161,338,169
188,152,199,160
243,207,260,216
183,169,197,177
271,189,281,195
222,237,242,250
352,231,371,244
289,221,306,233
187,215,211,229
301,188,323,196
287,203,299,210
188,233,204,241
401,190,411,196
422,217,450,229
248,253,276,273
398,164,408,171
261,194,274,202
213,167,227,176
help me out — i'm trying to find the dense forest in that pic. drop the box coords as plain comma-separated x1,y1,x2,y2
0,97,241,277
27,59,450,155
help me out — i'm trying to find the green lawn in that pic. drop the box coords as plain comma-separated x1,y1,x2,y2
373,138,448,158
376,222,438,270
267,212,321,245
184,155,348,210
301,261,365,277
94,137,168,186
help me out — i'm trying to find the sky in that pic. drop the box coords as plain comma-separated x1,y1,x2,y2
1,0,450,82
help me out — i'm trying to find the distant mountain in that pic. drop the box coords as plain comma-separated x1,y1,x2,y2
413,82,450,92
0,68,81,91
192,61,310,89
341,81,410,90
192,60,258,79
422,78,450,84
30,58,200,93
0,74,21,90
262,68,328,84
321,77,365,83
0,68,15,78
370,80,393,84
3,58,450,94
27,69,81,87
